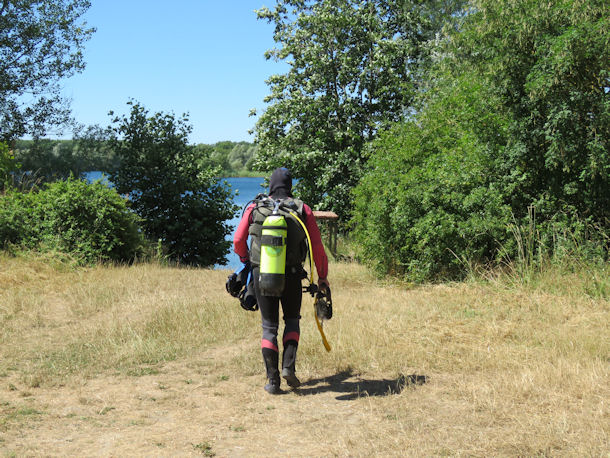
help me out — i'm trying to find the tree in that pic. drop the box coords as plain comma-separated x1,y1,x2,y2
0,0,94,141
353,68,512,281
13,138,77,181
457,0,610,227
109,101,237,266
72,123,117,173
253,0,465,220
353,0,609,281
227,142,258,173
192,141,260,176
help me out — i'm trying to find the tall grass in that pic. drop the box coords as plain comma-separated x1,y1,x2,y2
483,209,609,300
0,253,259,385
0,251,608,455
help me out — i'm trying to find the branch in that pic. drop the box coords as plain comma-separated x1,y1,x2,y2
0,0,8,16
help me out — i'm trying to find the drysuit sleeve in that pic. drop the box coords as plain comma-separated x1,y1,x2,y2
303,204,329,280
233,203,255,263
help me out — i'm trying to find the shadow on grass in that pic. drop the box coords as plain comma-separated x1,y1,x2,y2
296,368,428,400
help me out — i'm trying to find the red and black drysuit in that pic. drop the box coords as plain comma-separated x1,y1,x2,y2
233,169,328,385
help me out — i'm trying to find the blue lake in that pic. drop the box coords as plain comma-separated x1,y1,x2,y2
220,176,267,270
85,170,111,185
84,172,265,270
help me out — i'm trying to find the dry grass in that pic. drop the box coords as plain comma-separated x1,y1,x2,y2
0,252,608,456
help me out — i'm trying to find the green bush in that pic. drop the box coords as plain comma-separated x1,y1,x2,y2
0,190,34,245
352,0,609,282
0,178,145,263
353,73,512,281
1,141,20,190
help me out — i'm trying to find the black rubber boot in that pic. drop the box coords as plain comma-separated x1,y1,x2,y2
262,348,281,394
264,379,281,394
281,367,301,388
281,340,300,388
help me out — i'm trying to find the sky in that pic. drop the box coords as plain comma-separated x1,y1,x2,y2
61,0,285,145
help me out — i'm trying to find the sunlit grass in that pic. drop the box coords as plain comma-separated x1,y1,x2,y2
0,251,608,455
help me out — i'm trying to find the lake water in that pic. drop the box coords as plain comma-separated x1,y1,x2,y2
85,171,111,185
220,176,267,270
84,172,265,271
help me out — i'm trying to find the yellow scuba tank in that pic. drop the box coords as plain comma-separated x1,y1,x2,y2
259,203,287,297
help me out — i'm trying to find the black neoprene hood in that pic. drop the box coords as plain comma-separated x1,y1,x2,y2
269,167,293,198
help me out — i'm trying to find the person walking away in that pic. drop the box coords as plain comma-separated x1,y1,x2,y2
233,167,329,394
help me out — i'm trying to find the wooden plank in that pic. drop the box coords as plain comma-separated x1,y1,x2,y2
313,210,338,220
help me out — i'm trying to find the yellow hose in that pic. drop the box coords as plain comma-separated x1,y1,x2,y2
287,209,331,352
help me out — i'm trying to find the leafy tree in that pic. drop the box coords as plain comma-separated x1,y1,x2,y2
109,101,237,266
457,0,609,226
353,0,609,281
192,142,216,168
209,141,232,173
354,67,513,281
193,141,260,176
253,0,465,220
227,142,258,173
13,138,76,181
72,124,117,173
0,0,94,141
13,132,115,182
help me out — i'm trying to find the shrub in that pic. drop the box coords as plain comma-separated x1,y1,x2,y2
353,98,512,281
0,141,20,191
0,190,33,246
0,178,145,263
352,0,609,282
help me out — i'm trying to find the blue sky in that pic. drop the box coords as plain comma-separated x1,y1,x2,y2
62,1,285,144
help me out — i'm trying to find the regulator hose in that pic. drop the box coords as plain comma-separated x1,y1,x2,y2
286,209,331,352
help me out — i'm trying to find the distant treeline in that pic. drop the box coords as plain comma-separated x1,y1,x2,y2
192,141,260,177
13,136,260,180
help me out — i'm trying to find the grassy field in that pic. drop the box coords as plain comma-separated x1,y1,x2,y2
0,253,608,456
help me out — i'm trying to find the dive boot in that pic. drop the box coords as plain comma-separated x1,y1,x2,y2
262,345,280,394
264,378,281,394
281,368,301,388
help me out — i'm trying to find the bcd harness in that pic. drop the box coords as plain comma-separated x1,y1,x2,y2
247,194,308,275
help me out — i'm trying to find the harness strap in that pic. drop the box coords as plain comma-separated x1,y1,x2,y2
260,235,284,246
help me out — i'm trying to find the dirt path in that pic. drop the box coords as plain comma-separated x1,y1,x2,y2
1,342,420,457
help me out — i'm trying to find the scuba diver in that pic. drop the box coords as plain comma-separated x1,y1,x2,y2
233,167,330,394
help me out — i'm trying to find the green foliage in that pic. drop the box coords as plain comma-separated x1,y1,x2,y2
193,141,259,177
458,0,610,226
353,0,609,282
354,71,512,281
13,130,116,182
109,101,238,266
72,124,118,172
253,0,463,221
0,178,145,263
0,189,33,246
227,142,258,173
0,0,95,140
0,141,20,190
14,135,252,182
